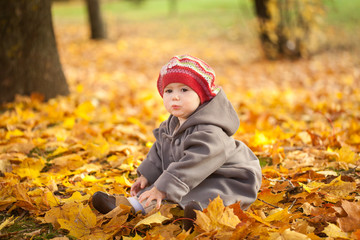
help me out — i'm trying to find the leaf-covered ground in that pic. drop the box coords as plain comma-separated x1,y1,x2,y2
1,4,360,240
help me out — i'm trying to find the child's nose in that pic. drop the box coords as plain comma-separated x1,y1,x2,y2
172,94,180,100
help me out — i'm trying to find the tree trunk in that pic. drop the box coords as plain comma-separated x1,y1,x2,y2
254,0,277,59
86,0,107,40
253,0,303,59
0,0,69,103
169,0,178,16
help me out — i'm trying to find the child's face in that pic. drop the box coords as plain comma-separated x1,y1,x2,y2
163,83,200,125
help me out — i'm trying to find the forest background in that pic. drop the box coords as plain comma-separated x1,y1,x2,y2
0,0,360,239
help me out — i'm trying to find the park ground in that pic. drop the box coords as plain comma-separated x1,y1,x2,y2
1,0,360,239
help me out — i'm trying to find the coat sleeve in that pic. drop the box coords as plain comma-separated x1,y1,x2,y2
137,128,163,184
154,129,227,203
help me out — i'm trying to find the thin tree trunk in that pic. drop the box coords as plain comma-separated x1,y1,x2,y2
169,0,178,16
254,0,278,59
253,0,306,59
0,0,69,103
86,0,107,40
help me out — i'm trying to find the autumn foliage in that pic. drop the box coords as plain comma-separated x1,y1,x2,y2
1,4,360,239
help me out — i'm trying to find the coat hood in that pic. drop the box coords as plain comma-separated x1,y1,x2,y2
167,89,240,136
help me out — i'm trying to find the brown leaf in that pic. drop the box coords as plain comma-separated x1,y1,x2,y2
337,200,360,232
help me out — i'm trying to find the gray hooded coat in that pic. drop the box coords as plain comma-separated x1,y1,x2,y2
137,89,262,209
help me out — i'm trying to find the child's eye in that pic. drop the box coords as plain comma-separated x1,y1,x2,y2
164,89,172,94
181,88,188,92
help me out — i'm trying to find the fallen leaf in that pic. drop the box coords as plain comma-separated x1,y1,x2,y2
319,176,356,202
264,207,291,223
270,228,311,240
335,146,359,164
337,200,360,232
12,157,45,179
135,211,170,228
58,203,97,239
323,223,349,239
61,191,89,204
195,196,240,233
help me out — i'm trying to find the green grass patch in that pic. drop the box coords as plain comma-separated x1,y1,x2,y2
0,212,68,240
258,156,272,168
52,0,254,24
53,0,360,26
323,0,360,29
52,0,360,41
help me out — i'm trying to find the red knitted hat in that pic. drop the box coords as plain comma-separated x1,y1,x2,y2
157,55,220,104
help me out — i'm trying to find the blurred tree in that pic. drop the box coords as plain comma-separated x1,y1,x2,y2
126,0,146,6
0,0,69,103
169,0,178,15
254,0,324,59
86,0,107,40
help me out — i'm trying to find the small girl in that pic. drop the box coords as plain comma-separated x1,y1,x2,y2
92,55,262,230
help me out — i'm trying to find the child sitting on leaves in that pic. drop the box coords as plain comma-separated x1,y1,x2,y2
91,55,262,230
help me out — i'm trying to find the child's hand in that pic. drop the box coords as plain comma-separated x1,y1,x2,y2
138,187,166,209
130,175,148,197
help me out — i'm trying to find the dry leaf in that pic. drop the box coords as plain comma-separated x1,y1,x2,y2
323,223,350,239
337,200,360,232
58,203,97,239
195,196,240,234
135,211,170,228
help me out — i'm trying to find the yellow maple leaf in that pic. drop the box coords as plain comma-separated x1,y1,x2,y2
194,209,212,232
114,174,133,187
51,154,85,171
264,207,291,222
246,212,273,227
123,233,143,240
44,190,59,208
12,157,45,179
319,176,356,202
48,146,69,157
127,116,148,132
58,203,96,239
29,188,59,209
75,101,95,121
5,129,24,139
61,191,89,204
85,136,110,159
252,130,271,146
335,146,359,164
255,189,284,206
323,223,349,239
62,117,76,129
135,211,170,228
195,196,240,233
298,181,325,193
